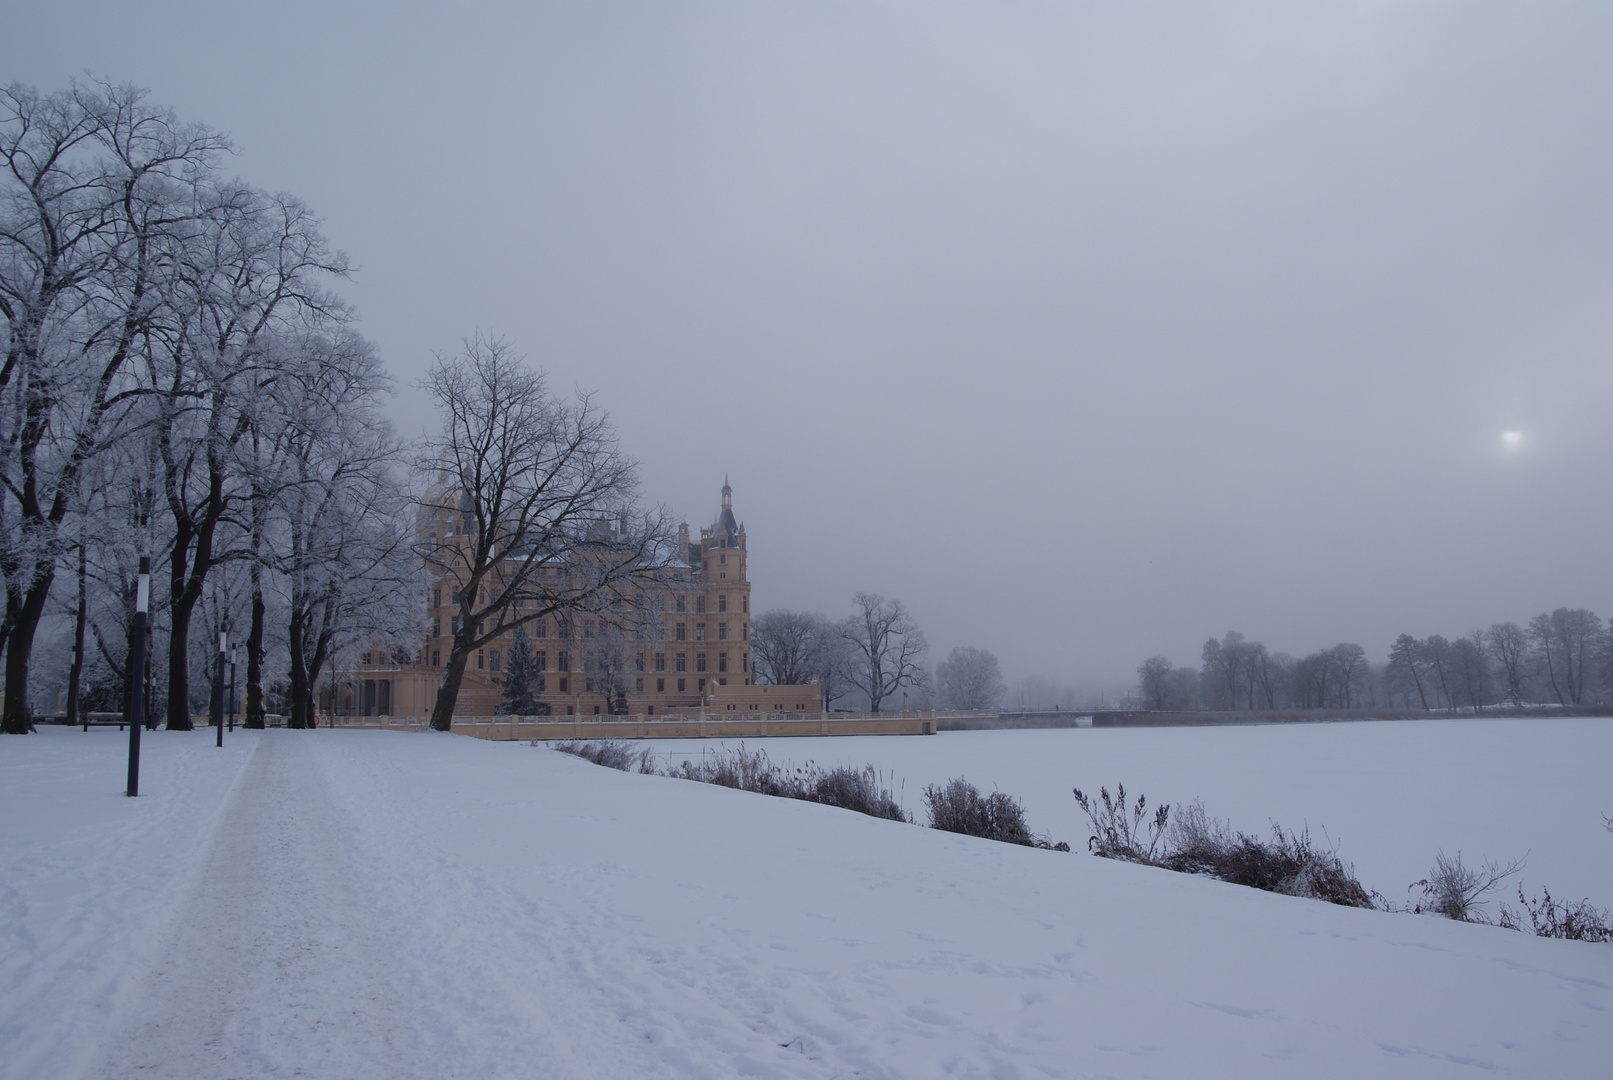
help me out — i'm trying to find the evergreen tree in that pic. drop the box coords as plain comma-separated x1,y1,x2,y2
499,627,538,715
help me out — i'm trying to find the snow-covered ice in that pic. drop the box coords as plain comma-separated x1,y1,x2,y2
3,721,1610,1079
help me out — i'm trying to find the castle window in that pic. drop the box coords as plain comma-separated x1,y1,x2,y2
657,678,665,691
675,622,686,641
718,595,727,612
696,653,707,673
534,618,546,637
585,678,594,692
676,653,686,672
718,622,727,641
477,650,484,670
558,651,569,670
431,650,440,666
432,587,441,608
696,596,706,614
694,623,706,641
490,650,500,671
559,677,568,692
742,598,748,613
654,652,665,672
450,586,460,604
718,652,728,673
742,623,748,641
698,678,706,692
536,651,546,671
677,678,686,692
583,620,594,638
742,653,748,672
720,553,726,564
431,618,440,639
361,652,372,665
635,652,644,671
675,595,686,613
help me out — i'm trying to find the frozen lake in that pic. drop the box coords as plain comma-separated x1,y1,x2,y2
639,716,1613,910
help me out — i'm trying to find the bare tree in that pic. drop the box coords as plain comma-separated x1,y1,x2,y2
1528,608,1601,707
1328,643,1368,710
839,592,927,713
1136,655,1174,710
1485,621,1529,704
751,608,821,686
417,334,673,731
938,645,1006,711
1386,633,1431,709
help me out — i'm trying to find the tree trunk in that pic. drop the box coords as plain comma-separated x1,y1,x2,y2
1,572,52,733
429,643,473,731
244,572,266,728
165,537,198,730
287,605,310,729
65,543,88,725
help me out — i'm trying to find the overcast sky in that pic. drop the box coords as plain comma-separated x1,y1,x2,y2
9,2,1611,689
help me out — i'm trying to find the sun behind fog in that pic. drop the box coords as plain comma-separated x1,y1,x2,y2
1502,430,1523,450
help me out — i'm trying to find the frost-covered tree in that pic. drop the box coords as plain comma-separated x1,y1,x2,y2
0,80,227,732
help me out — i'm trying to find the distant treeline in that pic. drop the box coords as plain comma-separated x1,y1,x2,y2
1137,608,1610,712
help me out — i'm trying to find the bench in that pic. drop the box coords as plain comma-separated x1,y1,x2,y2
81,712,128,731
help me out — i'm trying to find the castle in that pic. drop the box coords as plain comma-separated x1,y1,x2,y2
341,480,817,718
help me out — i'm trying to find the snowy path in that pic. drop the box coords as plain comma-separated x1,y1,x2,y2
91,733,427,1079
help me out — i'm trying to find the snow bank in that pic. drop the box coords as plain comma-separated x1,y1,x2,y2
644,717,1613,905
4,725,1610,1079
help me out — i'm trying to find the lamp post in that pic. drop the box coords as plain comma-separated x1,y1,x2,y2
126,558,149,797
228,647,237,732
214,629,227,748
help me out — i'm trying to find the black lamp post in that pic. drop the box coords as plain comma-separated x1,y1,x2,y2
228,648,237,733
125,557,149,797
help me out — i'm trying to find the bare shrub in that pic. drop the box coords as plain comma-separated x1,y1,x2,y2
1072,784,1169,863
805,765,909,822
1086,792,1373,907
925,778,1060,848
1501,888,1612,942
1411,851,1525,922
670,744,797,795
551,739,656,773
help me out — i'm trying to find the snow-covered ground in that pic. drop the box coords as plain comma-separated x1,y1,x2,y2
3,722,1609,1079
644,717,1613,906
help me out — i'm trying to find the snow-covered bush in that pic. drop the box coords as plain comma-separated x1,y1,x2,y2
925,778,1065,849
805,765,909,822
1502,888,1612,942
1077,791,1373,908
1411,851,1524,922
552,740,657,774
1072,784,1169,863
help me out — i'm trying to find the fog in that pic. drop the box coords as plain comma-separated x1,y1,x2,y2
10,2,1610,689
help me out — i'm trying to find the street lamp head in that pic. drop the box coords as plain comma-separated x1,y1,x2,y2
136,556,150,615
